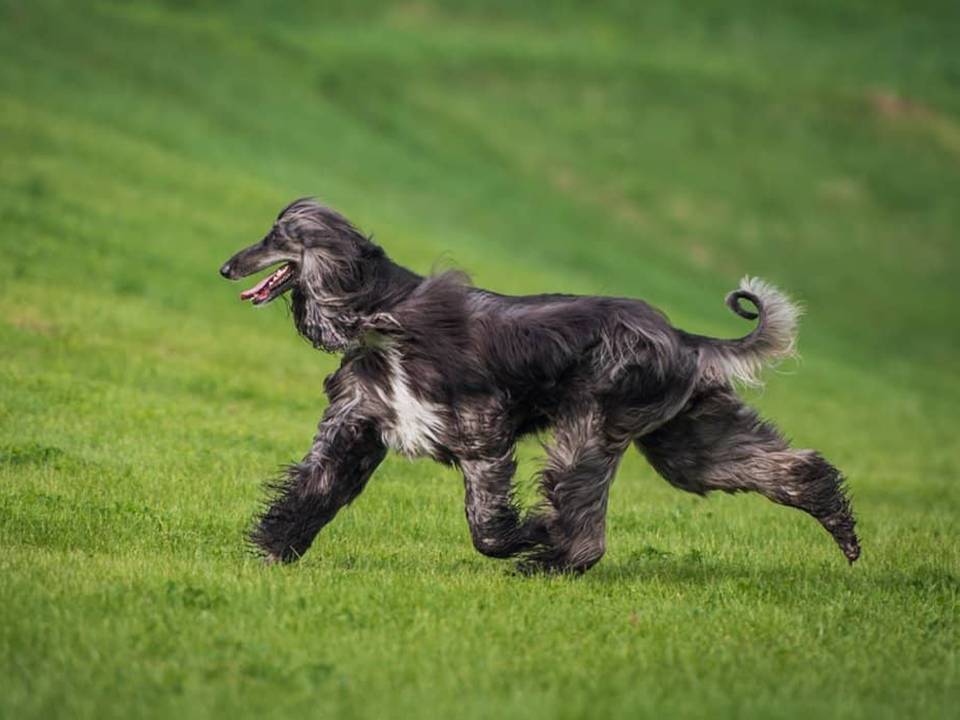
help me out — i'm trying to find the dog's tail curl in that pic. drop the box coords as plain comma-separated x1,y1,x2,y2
697,277,802,387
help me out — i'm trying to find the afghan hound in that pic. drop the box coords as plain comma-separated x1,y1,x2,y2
219,198,859,573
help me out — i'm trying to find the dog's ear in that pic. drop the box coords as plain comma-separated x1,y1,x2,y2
295,300,355,351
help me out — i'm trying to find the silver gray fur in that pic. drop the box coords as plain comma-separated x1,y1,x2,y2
220,199,859,573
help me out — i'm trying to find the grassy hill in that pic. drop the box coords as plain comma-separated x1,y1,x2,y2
1,1,957,718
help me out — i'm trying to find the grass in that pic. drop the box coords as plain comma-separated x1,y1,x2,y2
1,1,958,718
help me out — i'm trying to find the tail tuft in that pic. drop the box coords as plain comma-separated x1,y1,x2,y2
701,277,803,387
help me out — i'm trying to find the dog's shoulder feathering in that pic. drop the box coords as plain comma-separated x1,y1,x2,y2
362,270,481,398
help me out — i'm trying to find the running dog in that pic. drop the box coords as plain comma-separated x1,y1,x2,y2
219,198,859,573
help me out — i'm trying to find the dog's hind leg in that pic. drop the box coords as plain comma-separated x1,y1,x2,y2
635,387,860,563
520,408,627,574
460,449,548,559
251,392,386,563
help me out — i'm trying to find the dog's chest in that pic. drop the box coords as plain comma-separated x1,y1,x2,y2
375,352,446,458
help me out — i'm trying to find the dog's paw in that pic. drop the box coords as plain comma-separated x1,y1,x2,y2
514,548,585,577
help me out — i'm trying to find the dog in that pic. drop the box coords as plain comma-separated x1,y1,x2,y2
219,198,859,573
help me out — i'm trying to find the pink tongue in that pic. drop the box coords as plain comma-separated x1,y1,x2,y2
240,274,274,301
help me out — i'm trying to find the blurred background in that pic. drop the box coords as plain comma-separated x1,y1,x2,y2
1,2,958,719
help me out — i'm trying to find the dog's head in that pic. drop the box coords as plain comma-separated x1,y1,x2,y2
219,198,382,307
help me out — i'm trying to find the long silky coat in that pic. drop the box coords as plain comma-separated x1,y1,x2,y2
220,199,859,573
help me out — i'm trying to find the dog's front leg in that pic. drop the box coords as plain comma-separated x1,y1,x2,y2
250,397,386,563
460,449,548,559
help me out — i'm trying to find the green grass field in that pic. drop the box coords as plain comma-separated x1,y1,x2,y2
1,1,958,718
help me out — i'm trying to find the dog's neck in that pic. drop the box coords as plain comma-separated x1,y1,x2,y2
291,254,423,353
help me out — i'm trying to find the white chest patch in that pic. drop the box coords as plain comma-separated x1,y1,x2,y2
378,351,446,457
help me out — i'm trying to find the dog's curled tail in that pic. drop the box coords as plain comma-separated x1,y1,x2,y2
698,276,803,387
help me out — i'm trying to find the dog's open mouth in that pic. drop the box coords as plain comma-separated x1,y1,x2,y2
239,263,296,306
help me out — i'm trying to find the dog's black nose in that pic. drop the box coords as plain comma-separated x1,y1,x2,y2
219,262,232,279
